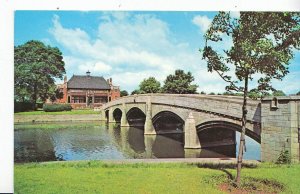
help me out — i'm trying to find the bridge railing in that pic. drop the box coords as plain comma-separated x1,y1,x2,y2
102,94,261,123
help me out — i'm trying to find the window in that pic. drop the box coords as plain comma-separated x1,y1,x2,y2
71,96,86,103
94,96,107,103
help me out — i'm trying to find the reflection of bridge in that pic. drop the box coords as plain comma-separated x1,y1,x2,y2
100,94,300,162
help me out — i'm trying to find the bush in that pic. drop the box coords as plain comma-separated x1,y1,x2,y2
14,101,35,112
276,150,291,164
43,104,72,112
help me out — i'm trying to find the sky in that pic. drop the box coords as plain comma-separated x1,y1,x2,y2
14,11,300,94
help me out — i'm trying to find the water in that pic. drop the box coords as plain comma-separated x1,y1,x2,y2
14,122,260,163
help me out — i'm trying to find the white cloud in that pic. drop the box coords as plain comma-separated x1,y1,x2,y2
49,13,232,93
192,15,212,33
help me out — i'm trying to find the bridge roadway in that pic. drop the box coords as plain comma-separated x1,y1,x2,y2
100,94,300,162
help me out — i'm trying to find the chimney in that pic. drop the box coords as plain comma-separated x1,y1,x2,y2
86,70,91,76
64,75,67,83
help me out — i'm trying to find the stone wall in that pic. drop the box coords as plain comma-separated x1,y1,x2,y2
261,96,300,162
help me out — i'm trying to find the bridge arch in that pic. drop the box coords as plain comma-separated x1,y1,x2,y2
152,111,185,132
196,120,261,143
126,107,146,127
113,108,122,123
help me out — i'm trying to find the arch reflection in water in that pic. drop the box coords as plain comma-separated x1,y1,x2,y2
15,122,261,162
111,125,237,159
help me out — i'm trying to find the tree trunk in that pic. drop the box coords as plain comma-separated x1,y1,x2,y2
32,84,37,110
236,75,249,186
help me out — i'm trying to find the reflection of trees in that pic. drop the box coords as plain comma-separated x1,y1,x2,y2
51,127,108,159
15,130,56,162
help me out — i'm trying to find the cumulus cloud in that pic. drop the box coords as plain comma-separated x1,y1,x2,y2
192,15,212,33
49,13,230,93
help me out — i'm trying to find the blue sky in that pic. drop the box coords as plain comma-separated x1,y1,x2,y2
15,11,300,94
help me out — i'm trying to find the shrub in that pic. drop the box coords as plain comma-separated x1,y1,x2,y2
276,150,291,164
43,104,72,112
14,101,35,112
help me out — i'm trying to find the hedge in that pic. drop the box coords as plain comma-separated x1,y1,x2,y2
14,101,35,112
43,104,72,112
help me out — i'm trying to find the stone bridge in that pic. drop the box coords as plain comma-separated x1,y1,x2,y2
100,94,300,162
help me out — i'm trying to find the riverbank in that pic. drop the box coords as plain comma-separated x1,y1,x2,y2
14,110,100,123
15,161,300,194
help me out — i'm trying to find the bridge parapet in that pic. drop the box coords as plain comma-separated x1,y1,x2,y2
102,94,261,124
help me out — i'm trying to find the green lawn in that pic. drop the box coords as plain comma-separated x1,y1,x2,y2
14,121,103,130
14,161,300,194
15,109,98,115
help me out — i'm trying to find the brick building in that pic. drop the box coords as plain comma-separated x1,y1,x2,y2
55,71,120,108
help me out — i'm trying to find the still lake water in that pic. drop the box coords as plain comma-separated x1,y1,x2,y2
14,122,260,163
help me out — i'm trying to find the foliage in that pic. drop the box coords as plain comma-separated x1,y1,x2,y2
49,87,64,103
131,89,141,95
43,104,72,112
120,90,129,97
276,150,291,164
296,91,300,95
209,92,215,95
200,91,206,94
139,77,161,93
272,90,286,96
14,40,65,107
14,101,35,112
202,12,300,185
162,69,198,94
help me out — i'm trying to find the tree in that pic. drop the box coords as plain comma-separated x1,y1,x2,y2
162,69,198,94
139,77,161,93
131,89,141,95
49,87,64,103
273,90,286,96
120,90,129,97
297,91,300,95
15,40,65,108
202,12,300,186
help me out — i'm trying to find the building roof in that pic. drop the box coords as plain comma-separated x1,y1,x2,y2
67,75,111,90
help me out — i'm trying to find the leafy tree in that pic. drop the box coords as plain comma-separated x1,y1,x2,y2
209,92,215,95
162,69,198,94
120,90,129,97
202,12,300,185
297,91,300,95
49,87,64,103
273,90,286,96
139,77,161,93
131,89,141,95
200,91,206,94
15,40,65,108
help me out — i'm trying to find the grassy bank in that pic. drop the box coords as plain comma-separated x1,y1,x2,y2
14,121,104,130
15,109,98,115
15,161,300,194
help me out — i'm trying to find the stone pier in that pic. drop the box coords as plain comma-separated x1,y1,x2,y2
184,112,201,149
144,97,156,135
108,108,115,123
121,103,129,127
